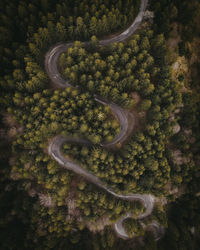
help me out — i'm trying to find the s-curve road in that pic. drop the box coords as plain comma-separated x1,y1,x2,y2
45,0,164,240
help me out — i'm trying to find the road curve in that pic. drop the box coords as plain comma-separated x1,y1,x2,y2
45,0,148,88
146,221,165,241
49,135,155,237
49,136,165,240
115,217,165,240
45,0,164,241
99,0,148,45
94,95,134,148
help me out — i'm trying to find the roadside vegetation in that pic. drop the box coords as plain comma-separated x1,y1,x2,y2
0,0,199,249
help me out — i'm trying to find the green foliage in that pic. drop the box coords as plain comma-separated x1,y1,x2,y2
158,194,200,250
151,0,200,41
1,0,200,249
123,218,144,237
10,87,119,150
6,27,182,244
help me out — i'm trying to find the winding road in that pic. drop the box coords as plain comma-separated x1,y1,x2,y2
46,0,164,240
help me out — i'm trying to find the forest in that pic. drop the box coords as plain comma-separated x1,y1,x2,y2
0,0,200,249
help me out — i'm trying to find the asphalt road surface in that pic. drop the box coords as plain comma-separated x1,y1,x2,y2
45,0,164,240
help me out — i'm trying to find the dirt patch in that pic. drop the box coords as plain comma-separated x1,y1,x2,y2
167,23,181,49
2,113,24,140
65,176,83,219
131,110,142,131
172,56,189,81
129,92,147,133
173,124,181,134
173,149,190,165
131,92,141,105
3,113,17,127
165,181,186,199
86,215,111,232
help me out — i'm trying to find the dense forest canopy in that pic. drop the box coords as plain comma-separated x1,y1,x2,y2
0,0,200,249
